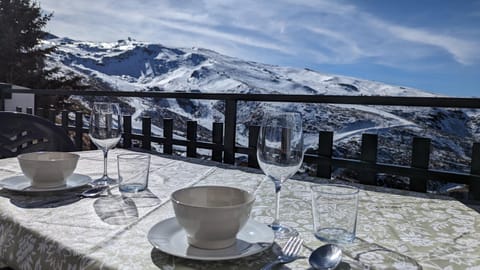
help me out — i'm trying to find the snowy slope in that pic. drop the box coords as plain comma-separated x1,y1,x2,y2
45,38,436,96
43,37,480,182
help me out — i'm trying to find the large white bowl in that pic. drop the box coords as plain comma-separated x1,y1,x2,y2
171,185,255,250
17,152,79,188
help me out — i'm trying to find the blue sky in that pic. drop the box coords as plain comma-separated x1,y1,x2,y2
38,0,480,97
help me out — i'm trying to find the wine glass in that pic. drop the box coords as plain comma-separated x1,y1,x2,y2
89,102,122,186
257,111,304,238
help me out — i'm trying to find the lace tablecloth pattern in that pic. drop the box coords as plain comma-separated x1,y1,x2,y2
1,149,479,269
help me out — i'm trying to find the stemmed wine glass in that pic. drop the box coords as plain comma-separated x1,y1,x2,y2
257,111,304,238
89,102,122,187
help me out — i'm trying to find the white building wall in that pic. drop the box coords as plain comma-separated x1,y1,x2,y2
4,93,35,112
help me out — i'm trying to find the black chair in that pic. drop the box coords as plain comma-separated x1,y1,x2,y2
0,112,75,158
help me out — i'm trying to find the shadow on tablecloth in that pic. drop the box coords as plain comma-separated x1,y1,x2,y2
93,195,139,225
0,188,84,208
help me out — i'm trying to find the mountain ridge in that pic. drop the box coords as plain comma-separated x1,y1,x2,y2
42,37,479,191
43,37,438,96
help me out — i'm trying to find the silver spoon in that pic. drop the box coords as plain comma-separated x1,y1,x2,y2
308,244,342,270
19,185,110,208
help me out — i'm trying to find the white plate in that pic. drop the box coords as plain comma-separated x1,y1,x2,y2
148,217,274,261
0,173,92,193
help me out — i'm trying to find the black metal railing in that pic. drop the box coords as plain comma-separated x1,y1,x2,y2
1,83,480,200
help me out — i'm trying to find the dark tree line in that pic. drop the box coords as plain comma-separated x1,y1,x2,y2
0,0,85,89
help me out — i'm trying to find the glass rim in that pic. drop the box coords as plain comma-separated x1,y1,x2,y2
117,153,151,160
311,183,359,195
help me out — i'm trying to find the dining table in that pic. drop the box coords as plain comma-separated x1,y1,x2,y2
0,148,479,270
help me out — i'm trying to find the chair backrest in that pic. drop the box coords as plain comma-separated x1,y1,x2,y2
0,112,76,158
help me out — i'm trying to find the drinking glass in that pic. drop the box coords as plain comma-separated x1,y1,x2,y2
311,184,359,244
89,102,122,186
118,153,150,193
257,111,304,238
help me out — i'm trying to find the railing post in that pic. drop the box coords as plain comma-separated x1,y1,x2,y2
123,115,132,149
470,143,480,200
187,121,197,158
48,108,56,123
61,110,69,130
223,99,237,164
163,118,173,155
0,85,3,111
212,122,223,162
360,134,378,185
248,125,260,168
61,110,70,139
317,131,334,179
141,116,151,151
75,111,83,150
36,107,45,118
410,137,431,192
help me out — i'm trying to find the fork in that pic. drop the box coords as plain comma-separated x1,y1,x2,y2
261,236,304,270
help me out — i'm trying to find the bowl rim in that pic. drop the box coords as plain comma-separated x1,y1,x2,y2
171,185,255,209
17,151,80,162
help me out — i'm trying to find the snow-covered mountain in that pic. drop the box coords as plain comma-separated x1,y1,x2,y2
43,37,480,189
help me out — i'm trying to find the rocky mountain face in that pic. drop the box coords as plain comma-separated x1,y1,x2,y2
43,37,480,192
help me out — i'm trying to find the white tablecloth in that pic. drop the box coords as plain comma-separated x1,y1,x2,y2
1,149,479,269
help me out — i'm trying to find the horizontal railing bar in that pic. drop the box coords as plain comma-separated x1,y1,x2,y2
131,133,219,151
304,154,479,184
130,134,147,141
235,146,251,155
61,123,221,151
65,126,89,134
4,88,480,108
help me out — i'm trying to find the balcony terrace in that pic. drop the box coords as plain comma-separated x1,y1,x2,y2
1,83,479,205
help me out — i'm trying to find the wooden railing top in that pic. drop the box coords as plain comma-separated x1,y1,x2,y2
2,87,480,108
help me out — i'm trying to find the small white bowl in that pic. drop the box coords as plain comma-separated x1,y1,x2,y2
17,152,79,188
171,185,255,250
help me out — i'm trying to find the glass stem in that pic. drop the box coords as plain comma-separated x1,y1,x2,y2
102,149,108,178
272,181,282,229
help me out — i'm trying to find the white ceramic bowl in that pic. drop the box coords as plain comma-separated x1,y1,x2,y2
17,152,79,188
171,185,255,250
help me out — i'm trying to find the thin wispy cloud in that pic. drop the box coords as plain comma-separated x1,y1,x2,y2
38,0,480,96
360,14,479,66
40,0,479,66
